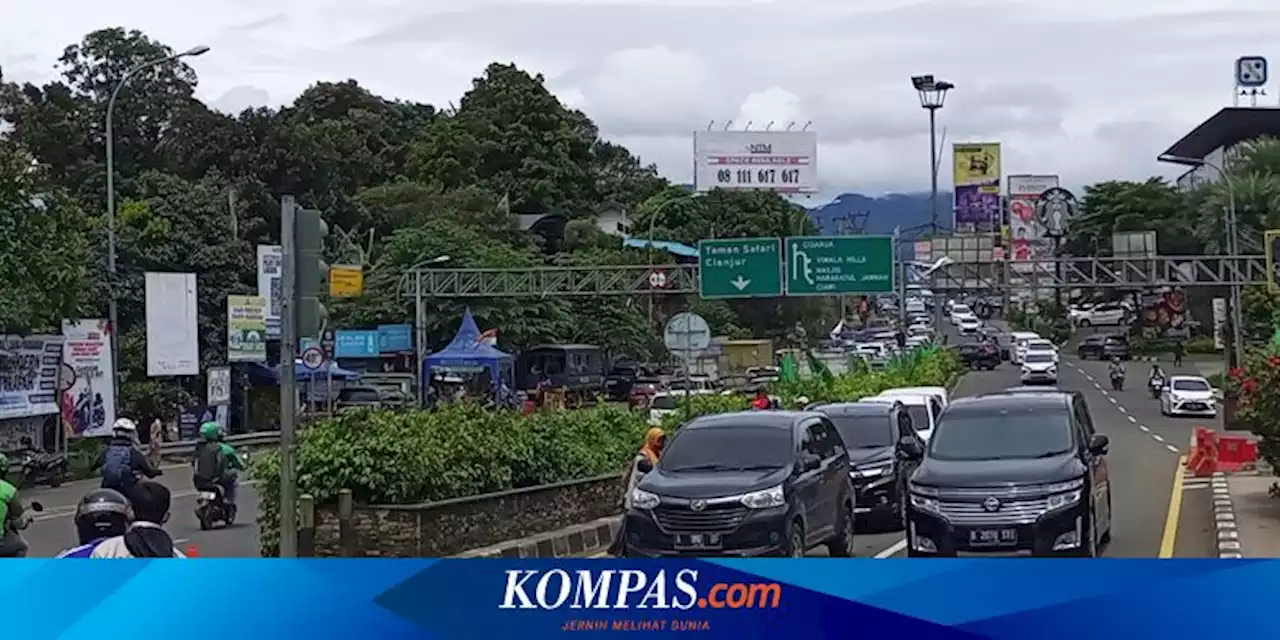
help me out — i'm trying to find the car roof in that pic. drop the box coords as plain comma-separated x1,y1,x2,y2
1170,375,1208,382
685,411,807,431
811,402,894,416
951,392,1071,413
863,394,929,406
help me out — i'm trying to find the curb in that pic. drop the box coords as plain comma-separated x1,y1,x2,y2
452,516,621,559
1211,471,1243,559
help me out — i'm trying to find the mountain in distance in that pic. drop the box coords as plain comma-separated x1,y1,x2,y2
806,192,954,239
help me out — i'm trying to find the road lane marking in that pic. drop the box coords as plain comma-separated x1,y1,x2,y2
1093,383,1102,389
1127,416,1137,423
1153,434,1165,443
874,539,907,558
1117,406,1127,413
1159,456,1186,558
1140,425,1151,432
1165,444,1179,454
1109,397,1118,404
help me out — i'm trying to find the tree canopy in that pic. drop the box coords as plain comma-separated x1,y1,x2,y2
0,28,828,419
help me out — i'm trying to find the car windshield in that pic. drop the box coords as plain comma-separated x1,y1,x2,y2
952,305,971,314
660,426,792,471
1173,379,1211,392
1024,352,1054,363
650,395,677,410
929,406,1074,461
828,415,894,448
1028,341,1053,350
903,405,931,430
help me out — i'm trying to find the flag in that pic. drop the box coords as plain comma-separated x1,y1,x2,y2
805,349,835,386
780,353,799,383
478,328,498,346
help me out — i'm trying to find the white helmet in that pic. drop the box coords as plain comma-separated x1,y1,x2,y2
795,396,811,407
112,418,137,433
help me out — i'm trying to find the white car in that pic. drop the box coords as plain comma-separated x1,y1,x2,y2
905,299,927,315
1161,376,1218,417
905,335,931,349
1009,332,1041,364
1017,338,1058,365
1020,351,1058,384
949,304,977,326
853,342,889,360
957,317,982,333
878,386,950,408
648,393,678,425
907,322,933,336
860,393,943,441
1073,303,1129,327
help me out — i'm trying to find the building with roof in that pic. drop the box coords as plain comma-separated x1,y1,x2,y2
1159,107,1280,189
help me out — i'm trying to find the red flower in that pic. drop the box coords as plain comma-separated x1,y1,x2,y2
1242,379,1260,394
1268,356,1280,369
1230,367,1246,380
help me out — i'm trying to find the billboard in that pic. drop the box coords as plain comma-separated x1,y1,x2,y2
1007,175,1060,274
144,272,200,376
0,334,63,420
61,319,116,438
693,131,817,194
257,245,283,339
952,143,1001,234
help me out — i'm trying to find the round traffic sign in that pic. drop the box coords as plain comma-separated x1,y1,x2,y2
648,269,668,289
664,312,712,357
301,346,326,371
58,363,76,392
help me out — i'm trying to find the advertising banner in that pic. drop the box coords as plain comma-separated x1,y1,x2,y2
60,319,116,438
207,365,231,406
1007,175,1060,274
144,272,200,376
952,142,1001,233
227,296,268,363
1212,297,1227,349
0,334,63,420
377,324,413,353
693,131,818,193
257,245,283,338
335,330,380,358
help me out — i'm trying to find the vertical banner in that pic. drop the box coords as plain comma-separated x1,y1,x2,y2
145,272,200,376
1212,298,1228,349
1007,175,1061,275
227,296,268,363
206,365,231,406
257,245,283,339
952,143,1002,234
60,319,117,438
0,334,64,419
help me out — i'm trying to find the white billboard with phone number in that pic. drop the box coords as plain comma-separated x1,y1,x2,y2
694,131,818,194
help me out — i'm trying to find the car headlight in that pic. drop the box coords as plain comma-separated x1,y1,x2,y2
1044,478,1084,511
739,485,786,509
852,460,893,478
1048,367,1057,375
1021,367,1032,375
631,488,660,510
909,493,941,514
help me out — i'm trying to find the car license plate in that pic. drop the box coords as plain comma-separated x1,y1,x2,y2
673,533,723,550
969,528,1018,546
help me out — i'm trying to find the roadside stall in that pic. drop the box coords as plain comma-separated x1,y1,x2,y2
422,309,515,407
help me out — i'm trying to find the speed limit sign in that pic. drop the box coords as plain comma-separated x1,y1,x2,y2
648,269,668,289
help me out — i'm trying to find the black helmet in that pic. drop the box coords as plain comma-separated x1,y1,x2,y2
74,489,132,545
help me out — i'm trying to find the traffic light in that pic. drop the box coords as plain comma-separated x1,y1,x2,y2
295,207,329,339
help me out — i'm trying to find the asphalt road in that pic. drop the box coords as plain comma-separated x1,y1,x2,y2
18,464,261,557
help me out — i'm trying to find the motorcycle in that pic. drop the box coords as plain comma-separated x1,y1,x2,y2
16,448,68,488
1149,377,1165,399
1111,371,1125,391
195,484,236,530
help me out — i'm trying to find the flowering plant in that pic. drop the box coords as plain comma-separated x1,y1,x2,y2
1226,349,1280,470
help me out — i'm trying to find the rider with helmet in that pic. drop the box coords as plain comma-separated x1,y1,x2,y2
100,417,161,500
192,421,245,506
55,488,133,557
0,454,32,557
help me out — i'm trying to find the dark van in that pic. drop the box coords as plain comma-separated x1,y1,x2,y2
623,411,855,557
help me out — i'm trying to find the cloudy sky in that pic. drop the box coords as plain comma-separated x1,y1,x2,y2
4,0,1280,200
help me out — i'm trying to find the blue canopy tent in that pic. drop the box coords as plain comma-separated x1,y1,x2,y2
423,308,514,397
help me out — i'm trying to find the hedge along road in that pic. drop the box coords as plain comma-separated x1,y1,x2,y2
20,466,262,557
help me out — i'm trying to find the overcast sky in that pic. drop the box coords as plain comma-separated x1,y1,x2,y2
4,0,1280,201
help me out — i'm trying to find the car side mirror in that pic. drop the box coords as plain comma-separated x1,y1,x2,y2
1088,434,1110,456
800,454,821,472
636,458,653,474
896,437,924,460
1212,388,1224,400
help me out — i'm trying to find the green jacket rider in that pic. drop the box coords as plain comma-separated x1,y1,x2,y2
192,422,246,503
0,454,31,557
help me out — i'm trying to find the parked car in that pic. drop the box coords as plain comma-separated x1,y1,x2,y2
628,378,665,408
1071,302,1129,327
622,411,856,557
952,343,1000,370
810,401,922,530
1077,334,1130,360
858,394,941,442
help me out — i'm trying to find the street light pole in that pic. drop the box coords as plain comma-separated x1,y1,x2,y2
410,254,451,407
104,45,209,396
912,76,954,237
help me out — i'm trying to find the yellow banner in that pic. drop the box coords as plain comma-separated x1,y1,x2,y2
329,264,364,298
953,143,1001,190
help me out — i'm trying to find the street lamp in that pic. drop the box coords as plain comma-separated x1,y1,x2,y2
103,44,209,393
1158,154,1244,364
911,75,955,236
410,254,452,407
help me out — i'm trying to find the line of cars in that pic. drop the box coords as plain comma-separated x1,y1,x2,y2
620,383,1112,557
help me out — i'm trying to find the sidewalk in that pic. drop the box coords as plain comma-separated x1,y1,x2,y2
1223,469,1280,557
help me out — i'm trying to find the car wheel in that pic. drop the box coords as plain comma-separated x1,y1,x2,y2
786,522,806,558
826,502,855,557
1079,319,1092,327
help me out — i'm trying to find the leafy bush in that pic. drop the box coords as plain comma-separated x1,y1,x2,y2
253,348,962,555
1224,350,1280,471
1130,335,1219,356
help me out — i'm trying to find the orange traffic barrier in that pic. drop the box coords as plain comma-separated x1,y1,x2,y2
1187,426,1218,477
185,545,200,558
1216,435,1259,473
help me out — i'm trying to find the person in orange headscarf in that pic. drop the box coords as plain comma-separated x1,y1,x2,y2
609,427,666,556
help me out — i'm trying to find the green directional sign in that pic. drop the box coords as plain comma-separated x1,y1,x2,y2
785,235,895,296
698,238,784,299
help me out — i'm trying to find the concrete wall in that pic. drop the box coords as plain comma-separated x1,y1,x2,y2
310,473,623,557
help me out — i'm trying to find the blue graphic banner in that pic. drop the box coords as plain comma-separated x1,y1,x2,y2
378,323,413,353
335,330,379,358
5,559,1279,639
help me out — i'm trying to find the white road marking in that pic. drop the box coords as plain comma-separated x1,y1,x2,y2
1165,445,1180,453
1153,434,1166,443
1094,383,1103,390
1109,397,1118,404
1117,406,1127,413
1127,416,1137,423
1140,425,1151,432
874,539,907,558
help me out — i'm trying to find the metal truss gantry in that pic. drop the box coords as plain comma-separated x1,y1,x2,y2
400,255,1269,299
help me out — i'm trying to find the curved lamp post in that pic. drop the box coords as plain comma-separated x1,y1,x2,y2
103,44,209,393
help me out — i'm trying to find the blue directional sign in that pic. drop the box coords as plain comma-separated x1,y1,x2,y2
1236,56,1268,87
335,330,380,358
377,324,413,353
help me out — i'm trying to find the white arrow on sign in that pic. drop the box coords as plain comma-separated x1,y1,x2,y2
731,276,751,290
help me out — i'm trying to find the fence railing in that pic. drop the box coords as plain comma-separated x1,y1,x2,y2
158,431,282,457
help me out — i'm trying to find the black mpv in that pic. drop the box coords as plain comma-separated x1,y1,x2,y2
900,391,1113,557
810,401,923,531
624,411,856,557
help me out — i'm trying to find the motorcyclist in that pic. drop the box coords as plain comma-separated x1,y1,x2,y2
91,480,185,557
0,454,32,557
750,389,771,410
55,488,132,557
1109,357,1125,380
192,421,245,506
1148,364,1166,385
100,418,161,500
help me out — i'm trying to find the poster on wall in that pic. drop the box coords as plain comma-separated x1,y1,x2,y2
0,334,64,420
257,245,283,339
952,142,1002,234
144,272,200,376
60,319,117,438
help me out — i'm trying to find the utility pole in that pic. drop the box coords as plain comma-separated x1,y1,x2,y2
278,196,299,558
